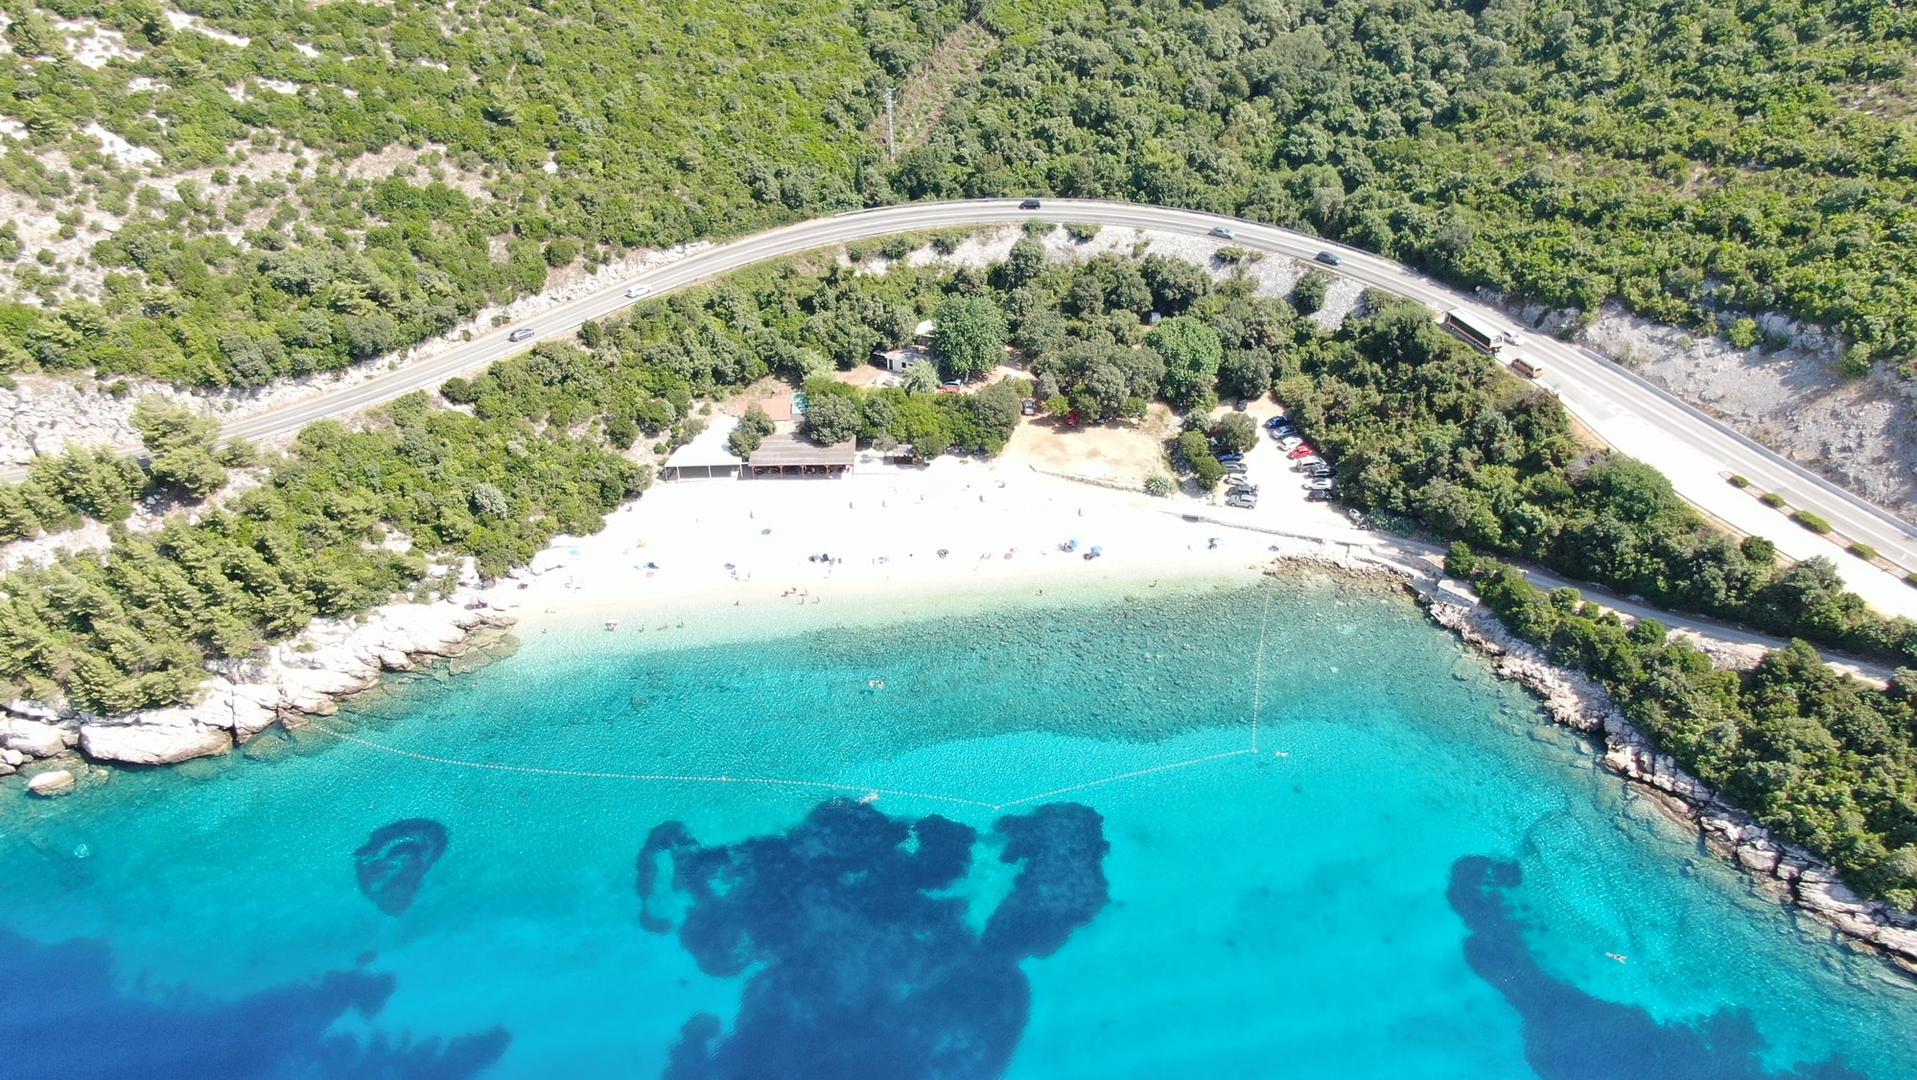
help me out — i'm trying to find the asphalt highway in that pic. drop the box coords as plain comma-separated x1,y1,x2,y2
23,198,1917,615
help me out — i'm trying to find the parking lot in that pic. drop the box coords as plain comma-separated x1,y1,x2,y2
1201,399,1358,537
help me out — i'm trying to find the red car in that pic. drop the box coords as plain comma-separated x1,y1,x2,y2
1287,443,1318,459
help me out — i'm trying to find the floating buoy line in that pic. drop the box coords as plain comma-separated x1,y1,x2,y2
308,594,1285,813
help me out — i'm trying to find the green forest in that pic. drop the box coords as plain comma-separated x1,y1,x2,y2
1,0,1914,386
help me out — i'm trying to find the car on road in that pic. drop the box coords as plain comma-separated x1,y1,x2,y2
1226,493,1257,509
1208,226,1235,240
1287,444,1319,459
1019,198,1042,210
1315,250,1341,266
508,328,534,342
624,285,650,299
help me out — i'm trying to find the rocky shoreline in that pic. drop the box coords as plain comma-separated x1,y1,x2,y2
1,557,521,793
1401,569,1917,976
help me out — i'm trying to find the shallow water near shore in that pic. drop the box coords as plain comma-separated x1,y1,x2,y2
4,576,1915,1078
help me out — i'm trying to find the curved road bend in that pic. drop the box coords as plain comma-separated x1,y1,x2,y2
25,198,1917,616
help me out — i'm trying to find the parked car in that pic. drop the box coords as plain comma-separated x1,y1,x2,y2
1278,435,1304,451
1021,398,1038,416
1287,444,1319,459
1263,416,1296,431
1209,226,1235,239
1305,464,1334,479
1226,494,1258,509
508,328,534,342
1305,488,1335,502
1292,454,1325,469
1228,484,1259,496
624,284,650,299
1305,478,1335,491
1314,250,1341,266
1019,198,1042,210
1216,452,1245,464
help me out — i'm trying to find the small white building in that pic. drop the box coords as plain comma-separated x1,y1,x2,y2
876,342,933,374
661,415,743,481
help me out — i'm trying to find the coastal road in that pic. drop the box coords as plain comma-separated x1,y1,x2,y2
21,198,1917,616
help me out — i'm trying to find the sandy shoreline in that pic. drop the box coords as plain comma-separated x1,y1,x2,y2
493,457,1368,638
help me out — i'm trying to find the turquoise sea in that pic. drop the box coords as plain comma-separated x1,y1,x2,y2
4,576,1915,1078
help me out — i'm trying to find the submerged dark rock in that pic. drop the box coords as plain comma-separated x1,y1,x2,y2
0,927,507,1077
1448,856,1866,1080
355,819,450,916
638,799,1110,1080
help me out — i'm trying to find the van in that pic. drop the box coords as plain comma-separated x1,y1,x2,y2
1510,356,1542,379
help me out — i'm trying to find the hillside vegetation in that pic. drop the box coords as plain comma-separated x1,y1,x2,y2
0,0,951,384
2,0,1915,389
903,0,1917,374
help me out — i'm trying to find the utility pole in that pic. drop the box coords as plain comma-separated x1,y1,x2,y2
882,86,896,161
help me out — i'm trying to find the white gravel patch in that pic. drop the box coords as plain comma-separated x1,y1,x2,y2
57,21,139,69
83,123,160,168
164,10,249,47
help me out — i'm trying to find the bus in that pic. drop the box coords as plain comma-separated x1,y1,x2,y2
1442,308,1508,355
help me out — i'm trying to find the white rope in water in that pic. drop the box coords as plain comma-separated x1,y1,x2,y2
307,595,1284,813
308,724,1000,811
991,749,1257,810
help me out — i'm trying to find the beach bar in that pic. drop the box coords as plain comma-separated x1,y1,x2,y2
747,434,856,478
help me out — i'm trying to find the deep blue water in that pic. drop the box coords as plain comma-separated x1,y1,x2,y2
3,577,1915,1078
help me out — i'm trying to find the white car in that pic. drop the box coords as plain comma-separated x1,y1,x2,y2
625,285,650,299
1278,435,1304,451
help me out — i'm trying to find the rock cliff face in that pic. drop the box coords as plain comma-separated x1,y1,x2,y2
1417,582,1917,973
0,569,516,770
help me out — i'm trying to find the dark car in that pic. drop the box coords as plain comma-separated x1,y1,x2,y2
1315,250,1342,266
1216,452,1245,464
1305,488,1335,502
1263,416,1294,430
1021,398,1038,416
1019,198,1042,210
1306,464,1334,478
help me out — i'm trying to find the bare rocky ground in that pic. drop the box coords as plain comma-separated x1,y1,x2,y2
1502,296,1917,523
